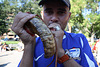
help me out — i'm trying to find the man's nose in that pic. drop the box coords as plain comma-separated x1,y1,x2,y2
51,14,58,23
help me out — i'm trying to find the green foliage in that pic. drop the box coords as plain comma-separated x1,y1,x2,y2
2,41,20,44
68,0,100,39
18,0,42,15
85,0,100,39
0,0,100,39
93,14,100,38
0,0,13,35
69,0,86,33
0,21,9,35
0,0,42,36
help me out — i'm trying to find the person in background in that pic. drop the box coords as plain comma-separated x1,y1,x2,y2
2,43,10,51
0,42,3,52
11,0,98,67
17,41,24,52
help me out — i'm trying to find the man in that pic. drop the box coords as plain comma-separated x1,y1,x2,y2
11,0,98,67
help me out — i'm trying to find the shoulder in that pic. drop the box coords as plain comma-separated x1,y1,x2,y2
64,31,86,39
36,37,42,43
36,37,40,41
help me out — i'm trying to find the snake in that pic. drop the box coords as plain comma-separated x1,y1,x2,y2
24,15,56,58
24,15,58,67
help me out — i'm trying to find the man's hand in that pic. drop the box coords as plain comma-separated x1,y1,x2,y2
11,12,36,45
11,12,37,67
48,23,65,58
48,23,82,67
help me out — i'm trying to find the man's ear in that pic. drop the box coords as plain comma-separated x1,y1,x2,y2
41,11,43,19
69,12,71,19
67,12,71,21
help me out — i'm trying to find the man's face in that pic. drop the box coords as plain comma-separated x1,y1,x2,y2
42,1,71,30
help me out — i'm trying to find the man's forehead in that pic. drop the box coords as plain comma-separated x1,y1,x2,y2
44,8,67,11
43,4,68,11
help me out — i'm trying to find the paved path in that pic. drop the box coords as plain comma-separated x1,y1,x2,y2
0,51,23,67
0,51,99,67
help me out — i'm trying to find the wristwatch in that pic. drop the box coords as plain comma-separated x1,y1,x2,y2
58,49,71,64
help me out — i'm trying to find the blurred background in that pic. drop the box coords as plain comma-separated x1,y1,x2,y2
0,0,100,67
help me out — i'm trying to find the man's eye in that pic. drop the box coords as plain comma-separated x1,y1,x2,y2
58,11,65,15
45,11,53,15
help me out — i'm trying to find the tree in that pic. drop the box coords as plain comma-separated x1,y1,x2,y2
0,0,10,35
68,0,87,34
0,0,99,42
0,21,9,35
66,0,100,44
18,0,42,15
0,0,42,35
85,0,100,44
94,15,100,38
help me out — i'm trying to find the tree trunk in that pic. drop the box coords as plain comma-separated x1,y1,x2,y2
91,33,95,45
68,23,71,33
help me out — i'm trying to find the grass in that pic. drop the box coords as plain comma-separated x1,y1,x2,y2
2,41,20,44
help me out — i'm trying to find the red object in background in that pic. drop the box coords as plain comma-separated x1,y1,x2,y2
93,43,96,50
93,39,100,50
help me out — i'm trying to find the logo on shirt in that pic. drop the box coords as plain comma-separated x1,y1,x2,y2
68,48,81,60
34,53,44,61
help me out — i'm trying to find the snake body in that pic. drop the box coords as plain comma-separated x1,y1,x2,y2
24,15,56,58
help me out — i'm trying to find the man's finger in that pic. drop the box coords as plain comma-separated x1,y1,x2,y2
17,14,36,28
12,12,29,28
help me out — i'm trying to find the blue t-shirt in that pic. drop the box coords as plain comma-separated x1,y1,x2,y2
18,31,98,67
